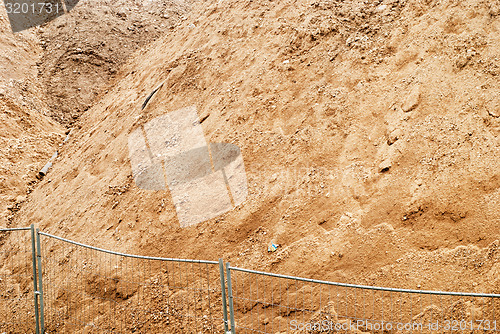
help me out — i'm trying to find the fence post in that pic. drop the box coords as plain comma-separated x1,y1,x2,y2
30,224,40,334
226,263,236,334
36,229,45,334
219,259,230,334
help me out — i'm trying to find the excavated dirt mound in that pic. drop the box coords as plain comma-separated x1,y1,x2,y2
38,0,191,125
2,0,500,331
0,0,190,225
14,0,500,289
0,12,65,225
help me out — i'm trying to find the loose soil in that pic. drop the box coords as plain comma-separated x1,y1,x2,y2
1,0,499,332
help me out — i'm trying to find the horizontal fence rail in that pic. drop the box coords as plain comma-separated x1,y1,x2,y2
38,232,227,334
226,265,500,334
0,227,33,232
0,227,38,334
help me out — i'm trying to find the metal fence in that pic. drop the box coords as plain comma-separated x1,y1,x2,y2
1,227,500,334
225,264,500,334
0,226,40,334
37,232,228,334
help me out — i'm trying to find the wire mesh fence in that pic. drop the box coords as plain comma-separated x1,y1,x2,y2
226,265,500,334
37,232,228,334
0,227,38,334
1,227,500,334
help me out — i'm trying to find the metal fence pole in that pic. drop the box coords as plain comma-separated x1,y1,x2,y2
30,224,40,334
219,259,230,334
36,229,45,334
226,263,236,334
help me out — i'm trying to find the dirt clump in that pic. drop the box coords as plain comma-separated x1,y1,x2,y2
38,0,191,125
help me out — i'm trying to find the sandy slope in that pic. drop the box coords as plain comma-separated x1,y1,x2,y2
9,0,499,298
37,0,191,125
0,11,65,226
0,0,191,225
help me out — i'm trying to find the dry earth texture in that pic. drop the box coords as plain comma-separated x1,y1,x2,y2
1,0,500,332
0,11,65,226
0,0,189,225
37,0,191,125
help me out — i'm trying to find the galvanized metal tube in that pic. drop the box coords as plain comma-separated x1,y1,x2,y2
228,266,500,298
31,224,40,334
64,130,71,143
226,263,236,334
219,259,229,333
36,229,45,334
38,151,58,177
141,82,164,110
38,231,218,264
0,227,31,231
38,162,52,177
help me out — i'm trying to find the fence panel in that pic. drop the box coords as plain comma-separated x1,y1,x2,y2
3,227,499,334
0,227,38,334
226,265,500,334
38,232,227,334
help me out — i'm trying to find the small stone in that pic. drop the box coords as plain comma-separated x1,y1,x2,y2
15,195,27,203
270,173,278,182
486,96,500,118
387,128,403,145
377,4,388,11
402,86,421,112
379,159,391,173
